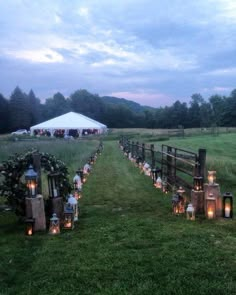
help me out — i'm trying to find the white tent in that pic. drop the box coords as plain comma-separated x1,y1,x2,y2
30,112,107,137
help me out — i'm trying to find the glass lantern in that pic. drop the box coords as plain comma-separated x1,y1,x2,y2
25,218,35,236
73,172,82,190
90,156,95,165
68,194,78,221
63,204,74,230
208,171,216,185
74,190,82,200
49,213,60,235
24,165,38,197
186,204,195,220
151,168,157,185
222,192,233,218
193,176,203,191
172,194,180,215
48,173,60,198
155,176,162,189
206,193,216,219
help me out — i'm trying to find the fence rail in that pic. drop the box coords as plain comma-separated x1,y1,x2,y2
120,135,206,192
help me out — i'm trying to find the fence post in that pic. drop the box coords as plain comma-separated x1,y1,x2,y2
167,146,175,189
131,141,134,157
198,149,206,181
142,143,145,161
136,141,139,157
150,144,155,168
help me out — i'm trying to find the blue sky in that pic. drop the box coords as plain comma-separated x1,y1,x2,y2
0,0,236,107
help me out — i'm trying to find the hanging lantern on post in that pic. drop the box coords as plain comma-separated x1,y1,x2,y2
25,165,38,197
206,193,216,219
208,171,216,185
63,204,74,230
193,176,203,191
186,204,195,220
49,213,60,235
25,218,35,236
222,192,233,218
48,173,60,198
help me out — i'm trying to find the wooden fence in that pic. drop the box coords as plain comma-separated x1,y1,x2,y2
120,136,206,193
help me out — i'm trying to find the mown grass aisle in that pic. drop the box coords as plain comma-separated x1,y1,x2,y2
1,140,236,295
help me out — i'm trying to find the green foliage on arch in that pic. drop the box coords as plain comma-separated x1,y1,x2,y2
0,149,71,216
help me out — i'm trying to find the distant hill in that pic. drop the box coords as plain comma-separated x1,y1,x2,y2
100,95,154,113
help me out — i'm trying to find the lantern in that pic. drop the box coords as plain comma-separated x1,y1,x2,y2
161,178,168,193
49,213,60,235
25,218,35,236
83,163,91,175
73,172,82,190
90,156,95,165
68,194,78,221
206,193,216,219
63,204,74,230
151,168,158,184
48,173,60,198
193,176,203,191
186,204,195,220
177,186,185,197
25,165,38,197
172,194,180,215
155,176,162,189
222,192,233,218
208,171,216,185
74,190,82,200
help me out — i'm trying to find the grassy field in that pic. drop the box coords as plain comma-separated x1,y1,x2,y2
1,135,236,294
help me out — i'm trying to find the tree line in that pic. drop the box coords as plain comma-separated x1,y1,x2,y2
0,86,236,133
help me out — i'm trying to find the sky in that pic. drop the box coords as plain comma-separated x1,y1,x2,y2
0,0,236,107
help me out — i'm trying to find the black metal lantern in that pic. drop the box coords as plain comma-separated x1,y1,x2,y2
25,218,35,236
25,165,38,197
222,192,233,218
193,176,203,191
48,173,60,198
63,203,74,230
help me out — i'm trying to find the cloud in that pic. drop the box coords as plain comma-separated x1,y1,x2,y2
6,49,64,63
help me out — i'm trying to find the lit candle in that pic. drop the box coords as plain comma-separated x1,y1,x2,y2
30,184,35,195
28,228,33,236
225,205,231,218
53,188,58,197
208,209,214,219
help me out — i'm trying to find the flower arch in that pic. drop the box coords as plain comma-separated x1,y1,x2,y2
0,149,71,216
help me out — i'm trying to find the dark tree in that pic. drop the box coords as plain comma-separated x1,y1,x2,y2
28,89,41,125
9,87,31,131
0,93,9,133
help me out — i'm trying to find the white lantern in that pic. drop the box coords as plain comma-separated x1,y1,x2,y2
155,176,162,189
68,194,78,221
186,204,195,220
73,172,82,190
